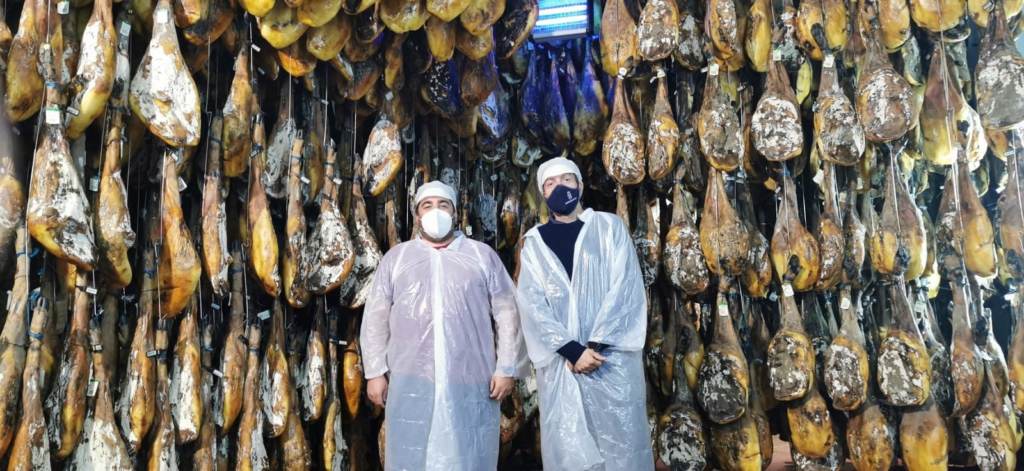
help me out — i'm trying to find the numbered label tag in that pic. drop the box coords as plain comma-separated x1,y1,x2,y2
89,176,100,192
782,283,794,298
823,54,835,68
717,302,729,317
257,310,271,320
120,21,132,37
57,1,69,14
87,380,99,397
772,49,782,62
45,107,61,125
709,62,720,76
840,295,851,310
178,177,188,192
812,168,824,186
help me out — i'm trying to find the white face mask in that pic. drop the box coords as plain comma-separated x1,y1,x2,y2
420,208,454,240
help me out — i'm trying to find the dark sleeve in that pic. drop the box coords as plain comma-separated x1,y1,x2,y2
556,341,588,364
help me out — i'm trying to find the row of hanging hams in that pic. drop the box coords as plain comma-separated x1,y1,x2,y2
0,0,1023,466
584,0,1024,469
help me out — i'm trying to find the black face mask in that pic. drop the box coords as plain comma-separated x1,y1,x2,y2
545,185,581,216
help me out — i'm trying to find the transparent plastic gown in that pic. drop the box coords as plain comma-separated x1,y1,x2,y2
360,234,525,471
517,209,654,471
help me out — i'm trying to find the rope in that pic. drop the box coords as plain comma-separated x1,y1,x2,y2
156,149,166,321
930,0,976,304
1011,129,1024,242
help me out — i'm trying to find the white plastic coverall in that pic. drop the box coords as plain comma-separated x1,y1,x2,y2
517,209,653,471
360,233,524,471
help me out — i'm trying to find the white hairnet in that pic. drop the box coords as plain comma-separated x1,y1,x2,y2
537,157,583,193
414,180,457,211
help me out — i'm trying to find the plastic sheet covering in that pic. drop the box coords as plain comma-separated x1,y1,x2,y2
517,209,653,471
360,234,526,470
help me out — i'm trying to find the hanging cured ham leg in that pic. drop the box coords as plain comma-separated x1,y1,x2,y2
119,247,156,453
28,54,95,271
697,283,749,424
158,150,201,318
8,293,52,470
878,280,931,406
129,0,201,147
302,144,355,294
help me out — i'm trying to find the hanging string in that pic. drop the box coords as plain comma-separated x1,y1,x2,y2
200,29,216,269
459,133,465,201
121,13,138,276
712,166,723,279
241,243,251,325
351,98,358,193
322,68,329,151
433,114,439,177
1011,129,1024,244
732,70,747,294
934,0,974,305
491,161,497,250
23,1,71,325
886,142,903,246
155,149,166,323
404,111,413,240
247,15,255,81
198,262,205,326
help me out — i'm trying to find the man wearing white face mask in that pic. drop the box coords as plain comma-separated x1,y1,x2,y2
516,157,653,471
360,180,526,471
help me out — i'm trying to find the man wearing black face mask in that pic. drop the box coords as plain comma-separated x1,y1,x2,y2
516,157,653,470
535,164,606,372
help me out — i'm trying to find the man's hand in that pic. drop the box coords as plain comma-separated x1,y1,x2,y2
572,348,607,374
490,376,514,401
367,376,389,408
